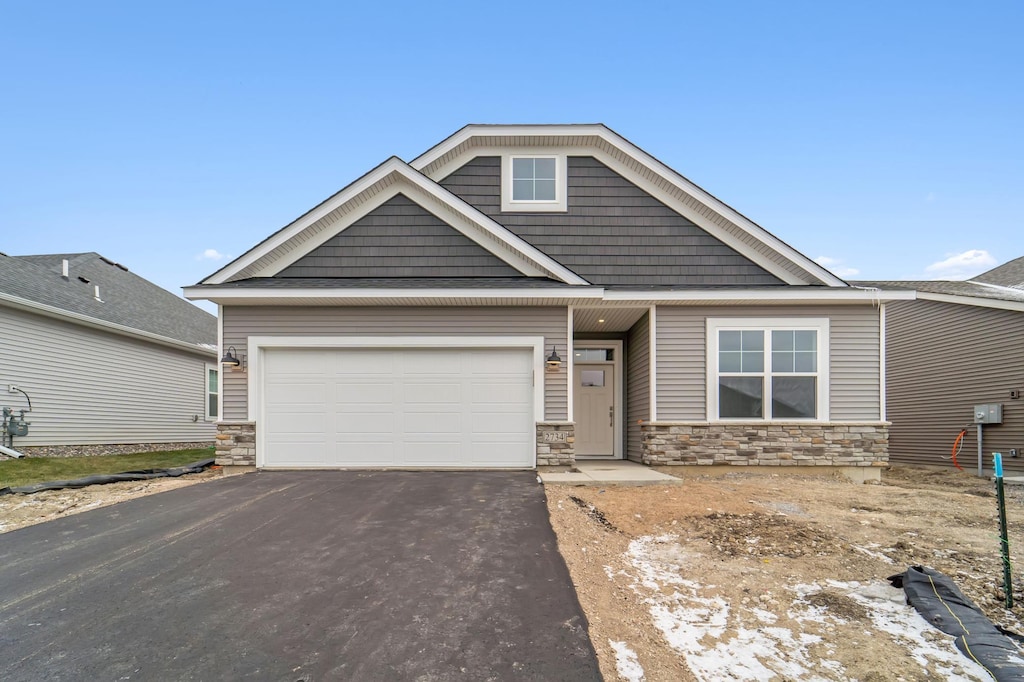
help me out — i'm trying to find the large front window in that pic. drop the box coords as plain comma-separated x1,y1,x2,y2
708,319,828,421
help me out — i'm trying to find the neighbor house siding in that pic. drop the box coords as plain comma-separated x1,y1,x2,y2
625,312,651,463
885,299,1024,473
276,194,522,278
655,305,881,422
0,305,216,446
221,306,568,422
440,157,783,287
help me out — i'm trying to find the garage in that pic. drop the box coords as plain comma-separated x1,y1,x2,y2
260,345,536,468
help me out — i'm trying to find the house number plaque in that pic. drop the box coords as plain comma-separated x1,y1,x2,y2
543,431,568,443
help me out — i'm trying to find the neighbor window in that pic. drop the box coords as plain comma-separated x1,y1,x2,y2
501,154,567,212
707,319,828,421
205,363,219,420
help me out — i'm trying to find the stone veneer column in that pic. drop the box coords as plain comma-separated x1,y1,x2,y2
536,422,575,466
214,421,256,466
640,423,888,468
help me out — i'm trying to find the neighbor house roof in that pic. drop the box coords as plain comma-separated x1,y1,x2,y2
973,256,1024,290
0,252,216,350
853,274,1024,312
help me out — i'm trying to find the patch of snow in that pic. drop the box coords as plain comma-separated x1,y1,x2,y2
608,640,645,681
623,536,844,681
801,580,993,681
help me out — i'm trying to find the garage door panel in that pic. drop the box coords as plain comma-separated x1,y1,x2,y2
263,346,534,468
336,412,395,433
266,382,328,405
403,382,462,405
403,412,461,434
335,443,396,464
334,382,394,404
332,351,396,373
402,442,460,463
472,412,533,434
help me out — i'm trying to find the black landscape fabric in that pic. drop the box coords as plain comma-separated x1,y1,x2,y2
889,565,1024,681
0,458,215,496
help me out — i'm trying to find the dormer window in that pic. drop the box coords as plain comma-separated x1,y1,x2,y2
501,154,567,212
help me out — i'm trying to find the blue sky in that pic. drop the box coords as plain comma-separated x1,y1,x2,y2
2,1,1021,310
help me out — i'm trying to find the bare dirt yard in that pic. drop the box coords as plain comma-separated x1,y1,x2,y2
0,469,221,534
546,466,1024,681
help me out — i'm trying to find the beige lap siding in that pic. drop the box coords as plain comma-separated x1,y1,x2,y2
654,305,882,422
220,306,569,422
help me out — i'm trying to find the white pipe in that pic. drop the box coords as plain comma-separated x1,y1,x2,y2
0,443,25,459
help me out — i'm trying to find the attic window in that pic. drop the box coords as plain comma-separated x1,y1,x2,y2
501,154,567,212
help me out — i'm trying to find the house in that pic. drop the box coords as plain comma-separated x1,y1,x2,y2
0,252,218,452
855,256,1024,474
185,124,909,478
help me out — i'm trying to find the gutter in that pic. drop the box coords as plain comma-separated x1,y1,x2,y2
0,292,217,357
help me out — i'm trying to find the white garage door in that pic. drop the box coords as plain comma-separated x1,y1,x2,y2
261,347,535,468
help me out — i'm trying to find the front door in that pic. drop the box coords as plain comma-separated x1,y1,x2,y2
573,362,615,457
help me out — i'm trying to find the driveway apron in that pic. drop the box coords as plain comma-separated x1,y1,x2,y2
0,471,600,681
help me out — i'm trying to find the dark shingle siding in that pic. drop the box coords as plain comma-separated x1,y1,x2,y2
440,156,784,287
277,194,524,278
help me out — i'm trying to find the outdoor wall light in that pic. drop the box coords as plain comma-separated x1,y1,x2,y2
546,346,562,369
221,346,245,370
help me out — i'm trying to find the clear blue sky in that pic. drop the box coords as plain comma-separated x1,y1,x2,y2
3,1,1021,310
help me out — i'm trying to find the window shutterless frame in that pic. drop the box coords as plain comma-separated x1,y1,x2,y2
205,363,219,421
706,318,829,422
501,153,568,212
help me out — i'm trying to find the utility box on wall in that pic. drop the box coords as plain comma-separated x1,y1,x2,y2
974,403,1003,424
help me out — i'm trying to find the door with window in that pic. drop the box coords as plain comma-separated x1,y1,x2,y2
573,345,618,457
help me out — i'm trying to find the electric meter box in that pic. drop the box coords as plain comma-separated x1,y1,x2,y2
974,403,1003,424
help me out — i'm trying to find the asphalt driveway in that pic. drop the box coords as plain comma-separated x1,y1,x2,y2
0,471,600,681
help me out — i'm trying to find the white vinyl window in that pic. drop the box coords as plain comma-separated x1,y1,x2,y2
707,318,829,421
501,154,567,212
205,363,219,420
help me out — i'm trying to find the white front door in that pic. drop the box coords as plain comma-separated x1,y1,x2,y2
573,362,615,457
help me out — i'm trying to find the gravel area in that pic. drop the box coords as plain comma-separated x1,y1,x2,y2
9,441,215,458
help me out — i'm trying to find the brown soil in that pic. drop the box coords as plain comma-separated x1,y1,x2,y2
0,469,222,533
546,466,1024,681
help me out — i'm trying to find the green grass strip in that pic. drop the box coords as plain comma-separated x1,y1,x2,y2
0,448,214,488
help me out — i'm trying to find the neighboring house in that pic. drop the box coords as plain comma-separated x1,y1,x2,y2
0,252,218,450
185,124,909,477
856,256,1024,474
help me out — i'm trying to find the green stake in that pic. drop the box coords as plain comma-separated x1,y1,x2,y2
994,452,1014,609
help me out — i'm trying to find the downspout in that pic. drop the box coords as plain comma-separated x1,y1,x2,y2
0,444,25,459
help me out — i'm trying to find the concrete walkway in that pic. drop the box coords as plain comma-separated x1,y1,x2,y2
539,460,682,486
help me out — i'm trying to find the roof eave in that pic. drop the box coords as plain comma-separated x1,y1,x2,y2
0,292,217,356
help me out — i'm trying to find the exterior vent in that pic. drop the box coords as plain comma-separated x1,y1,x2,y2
62,259,69,279
94,285,102,302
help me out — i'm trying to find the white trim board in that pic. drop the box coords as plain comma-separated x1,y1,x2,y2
915,291,1024,312
410,125,848,287
185,286,913,305
202,157,588,286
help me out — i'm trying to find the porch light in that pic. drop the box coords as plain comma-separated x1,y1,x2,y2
546,346,562,369
221,346,242,369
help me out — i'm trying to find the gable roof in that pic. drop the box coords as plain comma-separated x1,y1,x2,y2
193,125,847,293
411,124,847,287
974,256,1024,289
200,157,588,286
0,252,216,350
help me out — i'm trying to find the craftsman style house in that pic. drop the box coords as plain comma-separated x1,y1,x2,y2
185,125,906,477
